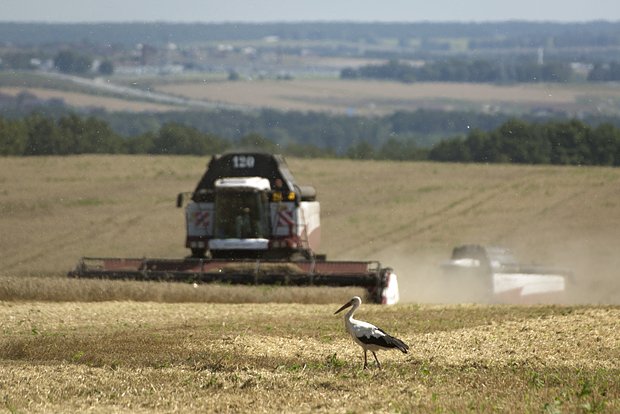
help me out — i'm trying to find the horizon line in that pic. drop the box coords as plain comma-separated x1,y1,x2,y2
1,19,619,25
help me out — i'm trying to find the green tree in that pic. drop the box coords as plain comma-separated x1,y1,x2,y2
153,123,202,154
346,140,375,160
57,114,86,154
0,52,36,70
238,133,279,152
98,60,114,75
153,123,228,155
228,70,240,81
340,67,359,79
428,138,470,162
24,114,63,155
81,117,123,153
495,119,550,164
588,123,619,166
0,117,27,155
126,132,156,154
377,138,426,161
54,50,92,74
546,120,591,165
56,115,123,153
463,129,490,162
285,142,335,158
541,62,572,82
588,63,609,81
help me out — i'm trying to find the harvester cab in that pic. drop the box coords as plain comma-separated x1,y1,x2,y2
177,152,320,260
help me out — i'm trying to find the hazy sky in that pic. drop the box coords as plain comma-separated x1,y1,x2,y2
2,0,620,23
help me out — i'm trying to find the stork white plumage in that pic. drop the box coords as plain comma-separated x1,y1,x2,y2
334,296,409,369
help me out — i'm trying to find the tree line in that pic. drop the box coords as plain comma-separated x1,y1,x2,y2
587,62,620,81
0,114,333,158
428,119,620,166
0,92,518,151
2,113,620,166
342,59,576,83
2,21,619,49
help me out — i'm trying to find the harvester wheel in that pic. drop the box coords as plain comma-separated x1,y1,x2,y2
191,248,207,258
290,251,311,262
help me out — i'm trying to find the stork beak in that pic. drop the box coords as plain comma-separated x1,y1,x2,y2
334,300,353,314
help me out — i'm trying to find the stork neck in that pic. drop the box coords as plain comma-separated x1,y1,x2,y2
344,303,358,320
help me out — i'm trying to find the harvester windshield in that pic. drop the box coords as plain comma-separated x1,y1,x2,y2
214,190,270,239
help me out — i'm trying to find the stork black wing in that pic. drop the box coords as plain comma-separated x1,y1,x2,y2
359,327,409,353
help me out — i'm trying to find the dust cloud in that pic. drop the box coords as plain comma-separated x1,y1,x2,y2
378,244,620,306
540,238,620,305
381,250,483,304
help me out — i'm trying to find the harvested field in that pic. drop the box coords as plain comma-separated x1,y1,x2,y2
1,301,618,412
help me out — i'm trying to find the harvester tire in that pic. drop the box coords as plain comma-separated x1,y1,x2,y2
290,251,311,262
191,248,207,258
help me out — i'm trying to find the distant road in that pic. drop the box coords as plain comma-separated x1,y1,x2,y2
46,72,250,111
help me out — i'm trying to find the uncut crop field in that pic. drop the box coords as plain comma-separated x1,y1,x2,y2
1,156,619,412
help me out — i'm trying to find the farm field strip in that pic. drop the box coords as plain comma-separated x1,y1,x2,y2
1,301,618,412
154,79,620,114
6,74,620,114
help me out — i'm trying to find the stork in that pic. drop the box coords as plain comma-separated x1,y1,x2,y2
334,296,409,369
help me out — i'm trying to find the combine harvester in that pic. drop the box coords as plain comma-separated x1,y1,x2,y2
69,152,400,304
441,244,571,304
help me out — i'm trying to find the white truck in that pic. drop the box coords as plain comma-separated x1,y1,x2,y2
441,245,571,304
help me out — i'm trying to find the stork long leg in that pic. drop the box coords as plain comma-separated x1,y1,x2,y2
363,349,368,369
372,351,381,369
